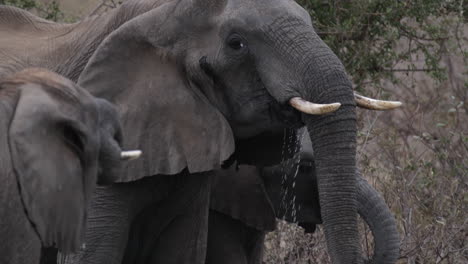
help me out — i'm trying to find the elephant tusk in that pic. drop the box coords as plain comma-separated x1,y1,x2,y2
289,97,341,115
121,150,142,161
354,93,402,110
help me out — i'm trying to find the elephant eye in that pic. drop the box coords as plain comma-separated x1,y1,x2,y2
227,34,247,51
61,123,86,158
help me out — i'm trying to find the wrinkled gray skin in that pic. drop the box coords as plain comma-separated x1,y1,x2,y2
2,0,363,263
206,131,399,264
206,162,400,264
126,131,400,264
0,68,126,264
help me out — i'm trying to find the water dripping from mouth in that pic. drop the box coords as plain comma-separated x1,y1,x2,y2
290,128,305,223
279,129,288,220
278,128,306,223
276,128,306,252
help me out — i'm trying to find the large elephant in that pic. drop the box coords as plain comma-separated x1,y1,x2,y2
126,129,400,264
0,68,139,264
205,130,400,264
0,1,401,263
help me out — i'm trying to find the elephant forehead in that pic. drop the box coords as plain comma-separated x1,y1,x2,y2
223,0,310,27
7,69,99,118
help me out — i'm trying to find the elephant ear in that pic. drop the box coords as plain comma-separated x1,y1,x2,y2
78,3,234,182
8,74,100,253
210,164,276,231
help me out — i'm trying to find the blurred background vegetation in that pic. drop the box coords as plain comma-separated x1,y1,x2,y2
0,0,65,21
1,0,466,263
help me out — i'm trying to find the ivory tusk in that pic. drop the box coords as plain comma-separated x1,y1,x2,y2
354,93,402,110
121,150,142,161
289,97,341,115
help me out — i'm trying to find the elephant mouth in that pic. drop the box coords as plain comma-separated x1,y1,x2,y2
228,86,303,136
268,100,303,128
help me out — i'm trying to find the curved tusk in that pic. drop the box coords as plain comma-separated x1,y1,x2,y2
121,150,142,161
354,93,402,110
289,97,341,115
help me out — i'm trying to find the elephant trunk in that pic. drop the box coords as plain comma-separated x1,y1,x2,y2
356,175,400,264
298,28,360,264
258,20,361,263
304,95,359,264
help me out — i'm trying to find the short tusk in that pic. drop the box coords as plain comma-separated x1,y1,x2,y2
289,97,341,115
354,93,402,110
121,150,142,161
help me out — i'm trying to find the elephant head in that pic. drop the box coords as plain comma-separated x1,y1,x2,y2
78,0,399,262
1,68,139,253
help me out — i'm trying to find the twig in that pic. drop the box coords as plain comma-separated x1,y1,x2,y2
380,68,439,72
88,2,106,17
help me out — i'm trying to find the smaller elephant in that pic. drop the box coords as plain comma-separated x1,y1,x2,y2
207,137,400,264
0,68,140,264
